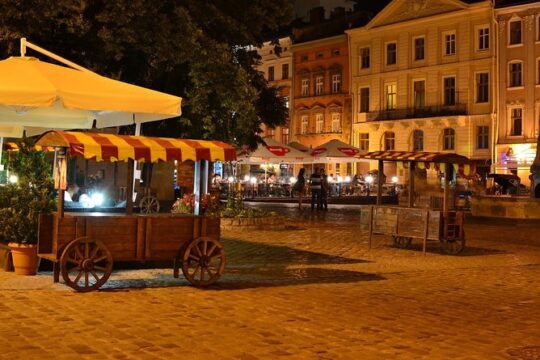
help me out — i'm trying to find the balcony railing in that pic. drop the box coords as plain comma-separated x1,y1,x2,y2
370,104,467,121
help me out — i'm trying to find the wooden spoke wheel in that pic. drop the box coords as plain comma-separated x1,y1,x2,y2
60,237,113,292
393,236,412,249
140,196,160,214
182,237,225,287
441,237,465,255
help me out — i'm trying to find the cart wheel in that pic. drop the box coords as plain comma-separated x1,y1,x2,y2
140,196,160,214
393,236,412,249
182,237,225,287
441,237,466,255
60,237,113,292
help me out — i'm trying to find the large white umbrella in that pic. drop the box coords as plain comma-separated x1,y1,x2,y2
311,139,366,163
237,138,313,164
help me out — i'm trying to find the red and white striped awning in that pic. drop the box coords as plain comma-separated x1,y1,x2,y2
35,130,237,163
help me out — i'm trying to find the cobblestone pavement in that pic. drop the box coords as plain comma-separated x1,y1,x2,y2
0,206,539,359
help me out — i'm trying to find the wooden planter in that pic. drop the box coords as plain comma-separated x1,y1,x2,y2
220,216,285,231
0,243,13,272
8,243,38,275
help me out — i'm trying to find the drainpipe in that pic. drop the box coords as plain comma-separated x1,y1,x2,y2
492,1,499,175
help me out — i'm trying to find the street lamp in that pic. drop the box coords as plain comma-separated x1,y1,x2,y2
250,177,257,199
391,176,398,195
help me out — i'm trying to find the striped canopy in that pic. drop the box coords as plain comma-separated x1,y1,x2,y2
358,151,470,165
4,142,54,152
35,130,236,163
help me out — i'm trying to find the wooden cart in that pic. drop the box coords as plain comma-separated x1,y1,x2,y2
357,151,470,255
35,130,236,292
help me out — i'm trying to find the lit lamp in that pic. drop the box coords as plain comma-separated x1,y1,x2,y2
289,176,297,184
391,176,398,195
250,177,257,199
365,175,374,196
243,174,250,182
8,174,18,184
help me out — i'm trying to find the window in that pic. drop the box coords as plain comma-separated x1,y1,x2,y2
509,62,522,87
413,130,424,151
444,32,456,56
268,66,274,81
359,87,370,113
331,113,341,133
384,132,395,151
315,76,324,95
301,54,308,62
332,74,341,93
414,37,425,61
316,114,324,133
281,128,289,144
359,133,369,151
476,73,489,103
478,26,490,50
443,77,456,106
267,128,275,137
511,108,522,136
477,126,489,149
386,42,397,65
301,78,309,96
360,47,370,69
282,64,289,80
443,128,455,150
413,80,425,110
509,20,522,45
316,51,324,59
301,115,308,134
332,48,340,56
385,83,397,110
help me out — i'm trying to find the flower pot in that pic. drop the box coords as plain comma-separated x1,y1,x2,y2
8,243,38,275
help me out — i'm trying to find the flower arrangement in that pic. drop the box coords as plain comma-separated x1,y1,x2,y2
171,193,220,216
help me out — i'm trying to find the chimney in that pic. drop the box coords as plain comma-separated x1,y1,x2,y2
309,7,325,24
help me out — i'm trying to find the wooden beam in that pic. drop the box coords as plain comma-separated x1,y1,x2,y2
443,162,451,215
193,161,201,216
408,162,415,208
377,160,383,205
126,159,134,215
57,190,64,218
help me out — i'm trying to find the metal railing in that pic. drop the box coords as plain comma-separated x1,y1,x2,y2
370,104,467,121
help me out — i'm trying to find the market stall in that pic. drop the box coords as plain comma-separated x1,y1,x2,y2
357,151,471,255
35,130,236,291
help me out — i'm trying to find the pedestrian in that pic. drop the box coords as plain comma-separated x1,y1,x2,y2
294,168,306,209
310,168,322,210
320,169,329,211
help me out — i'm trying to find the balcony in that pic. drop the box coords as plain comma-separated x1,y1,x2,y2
370,104,467,121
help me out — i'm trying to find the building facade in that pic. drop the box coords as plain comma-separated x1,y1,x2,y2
291,34,352,150
347,0,495,181
494,1,540,187
257,37,292,144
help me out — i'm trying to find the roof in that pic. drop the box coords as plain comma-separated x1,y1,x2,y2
35,131,236,163
358,151,470,164
4,142,54,152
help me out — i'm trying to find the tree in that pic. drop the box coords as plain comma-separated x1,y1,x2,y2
0,0,292,147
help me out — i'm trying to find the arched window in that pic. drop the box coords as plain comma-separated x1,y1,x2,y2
412,130,424,151
443,128,455,150
384,131,395,150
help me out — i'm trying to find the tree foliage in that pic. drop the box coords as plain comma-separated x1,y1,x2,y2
0,0,292,147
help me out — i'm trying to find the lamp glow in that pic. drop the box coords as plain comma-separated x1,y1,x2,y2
243,174,250,182
365,175,374,184
337,176,343,183
228,176,234,183
91,192,104,206
391,176,398,184
327,176,333,183
345,176,351,183
8,175,18,184
250,177,257,184
290,176,297,184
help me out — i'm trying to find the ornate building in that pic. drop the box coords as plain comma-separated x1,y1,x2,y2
347,0,495,180
257,37,292,144
494,1,540,187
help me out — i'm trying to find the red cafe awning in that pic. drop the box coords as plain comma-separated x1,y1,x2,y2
35,130,237,163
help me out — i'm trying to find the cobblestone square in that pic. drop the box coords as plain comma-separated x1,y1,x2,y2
0,207,539,359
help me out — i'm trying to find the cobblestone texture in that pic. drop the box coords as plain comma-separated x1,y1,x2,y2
0,206,539,359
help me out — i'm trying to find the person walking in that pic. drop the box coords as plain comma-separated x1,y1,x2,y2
310,168,322,211
320,169,329,211
295,168,306,209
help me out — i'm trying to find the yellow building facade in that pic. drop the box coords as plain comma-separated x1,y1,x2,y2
495,1,540,188
347,0,495,181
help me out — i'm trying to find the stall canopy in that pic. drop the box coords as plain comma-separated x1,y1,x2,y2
36,130,236,163
311,139,365,163
358,151,472,175
237,137,312,164
4,141,54,152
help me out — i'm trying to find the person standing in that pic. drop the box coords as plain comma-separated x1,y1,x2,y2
320,169,329,211
295,168,306,209
310,168,322,210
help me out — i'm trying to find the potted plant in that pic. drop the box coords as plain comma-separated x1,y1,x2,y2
0,137,56,275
